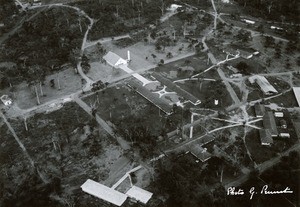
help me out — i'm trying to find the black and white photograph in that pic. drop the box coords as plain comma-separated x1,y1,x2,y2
0,0,299,206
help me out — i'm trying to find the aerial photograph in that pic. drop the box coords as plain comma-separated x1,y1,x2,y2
0,0,299,206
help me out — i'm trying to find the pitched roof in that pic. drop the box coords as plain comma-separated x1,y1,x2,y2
292,87,300,107
249,75,278,95
81,179,127,206
254,103,265,117
259,129,273,145
263,111,278,136
126,186,153,204
292,119,300,139
189,145,212,162
103,51,126,66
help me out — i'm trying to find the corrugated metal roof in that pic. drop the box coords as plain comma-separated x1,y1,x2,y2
81,179,127,206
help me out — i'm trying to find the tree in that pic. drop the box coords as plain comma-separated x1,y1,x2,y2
166,52,173,58
184,59,191,69
264,36,275,48
236,61,249,74
151,54,157,61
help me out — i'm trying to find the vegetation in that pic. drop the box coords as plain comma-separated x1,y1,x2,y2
233,0,299,23
70,0,173,40
0,7,89,89
0,0,19,33
154,154,237,207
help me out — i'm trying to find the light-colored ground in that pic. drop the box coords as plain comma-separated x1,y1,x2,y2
7,66,82,109
103,40,192,71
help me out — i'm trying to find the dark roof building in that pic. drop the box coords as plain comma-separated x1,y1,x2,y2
189,145,212,162
259,129,273,146
263,111,278,137
292,119,300,139
254,103,266,117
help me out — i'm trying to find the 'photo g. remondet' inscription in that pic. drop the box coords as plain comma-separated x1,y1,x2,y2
0,0,299,207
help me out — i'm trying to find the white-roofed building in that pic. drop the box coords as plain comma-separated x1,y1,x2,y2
81,179,128,206
103,51,127,67
249,75,278,95
0,95,12,106
292,87,300,107
126,186,153,204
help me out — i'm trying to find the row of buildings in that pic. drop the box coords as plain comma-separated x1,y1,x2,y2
255,103,298,146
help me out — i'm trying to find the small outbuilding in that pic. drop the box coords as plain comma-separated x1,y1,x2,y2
0,95,12,106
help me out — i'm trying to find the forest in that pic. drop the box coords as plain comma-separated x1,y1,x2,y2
69,0,174,40
233,0,299,22
0,7,89,89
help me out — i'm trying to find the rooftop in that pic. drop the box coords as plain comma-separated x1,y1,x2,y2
103,51,127,67
292,87,300,107
81,179,128,206
254,103,266,117
125,186,153,204
189,144,212,162
249,75,278,95
263,111,278,137
259,129,273,145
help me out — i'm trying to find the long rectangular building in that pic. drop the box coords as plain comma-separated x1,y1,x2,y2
81,179,128,206
152,73,201,105
128,79,173,114
263,111,278,137
292,87,300,107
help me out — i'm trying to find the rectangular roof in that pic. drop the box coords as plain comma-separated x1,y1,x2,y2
293,120,300,139
152,73,201,105
81,179,127,206
292,87,300,107
259,129,273,145
126,186,153,204
249,75,278,95
263,111,278,136
128,79,173,114
254,103,265,117
189,144,212,162
103,51,126,67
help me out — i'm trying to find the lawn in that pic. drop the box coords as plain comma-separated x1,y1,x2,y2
176,78,233,108
154,54,212,81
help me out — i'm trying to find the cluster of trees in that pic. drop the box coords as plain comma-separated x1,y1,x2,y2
72,0,173,40
0,0,19,33
0,7,88,88
228,150,299,207
154,155,229,207
233,0,299,22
